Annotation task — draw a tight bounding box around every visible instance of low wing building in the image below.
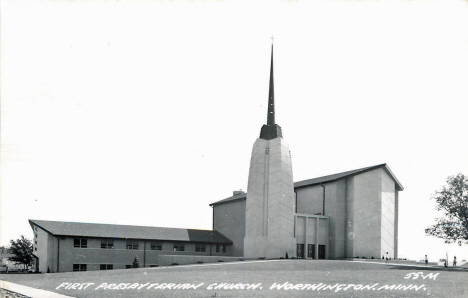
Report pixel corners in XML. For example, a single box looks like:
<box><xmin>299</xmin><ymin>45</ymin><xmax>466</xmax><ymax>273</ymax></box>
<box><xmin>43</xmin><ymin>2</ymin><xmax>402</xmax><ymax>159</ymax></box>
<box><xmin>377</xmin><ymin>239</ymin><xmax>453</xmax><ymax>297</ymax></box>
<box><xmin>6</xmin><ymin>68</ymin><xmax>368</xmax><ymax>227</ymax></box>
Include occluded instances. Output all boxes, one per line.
<box><xmin>29</xmin><ymin>219</ymin><xmax>232</xmax><ymax>273</ymax></box>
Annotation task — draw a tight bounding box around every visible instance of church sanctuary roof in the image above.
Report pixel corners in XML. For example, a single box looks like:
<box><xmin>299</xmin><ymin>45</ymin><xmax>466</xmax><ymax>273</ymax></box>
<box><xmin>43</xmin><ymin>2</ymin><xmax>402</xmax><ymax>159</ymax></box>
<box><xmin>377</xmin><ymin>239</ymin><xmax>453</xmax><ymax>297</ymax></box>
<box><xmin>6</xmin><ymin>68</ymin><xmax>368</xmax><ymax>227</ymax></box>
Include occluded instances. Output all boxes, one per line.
<box><xmin>209</xmin><ymin>191</ymin><xmax>247</xmax><ymax>207</ymax></box>
<box><xmin>210</xmin><ymin>164</ymin><xmax>403</xmax><ymax>206</ymax></box>
<box><xmin>294</xmin><ymin>163</ymin><xmax>404</xmax><ymax>191</ymax></box>
<box><xmin>29</xmin><ymin>219</ymin><xmax>232</xmax><ymax>244</ymax></box>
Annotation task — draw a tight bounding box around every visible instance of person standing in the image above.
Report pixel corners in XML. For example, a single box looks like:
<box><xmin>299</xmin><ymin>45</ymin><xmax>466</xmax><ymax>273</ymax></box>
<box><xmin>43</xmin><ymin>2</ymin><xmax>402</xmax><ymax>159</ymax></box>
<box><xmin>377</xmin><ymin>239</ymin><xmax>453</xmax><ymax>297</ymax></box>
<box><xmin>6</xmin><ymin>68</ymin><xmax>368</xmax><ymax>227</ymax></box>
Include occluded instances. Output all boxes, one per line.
<box><xmin>425</xmin><ymin>255</ymin><xmax>428</xmax><ymax>266</ymax></box>
<box><xmin>453</xmin><ymin>256</ymin><xmax>457</xmax><ymax>267</ymax></box>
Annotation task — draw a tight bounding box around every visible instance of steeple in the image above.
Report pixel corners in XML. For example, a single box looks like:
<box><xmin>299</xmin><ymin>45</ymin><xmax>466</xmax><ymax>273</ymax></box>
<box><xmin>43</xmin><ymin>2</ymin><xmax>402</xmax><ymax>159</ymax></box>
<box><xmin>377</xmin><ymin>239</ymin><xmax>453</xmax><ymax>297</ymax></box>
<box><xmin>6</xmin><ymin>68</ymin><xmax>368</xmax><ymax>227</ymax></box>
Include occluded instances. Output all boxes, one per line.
<box><xmin>267</xmin><ymin>44</ymin><xmax>275</xmax><ymax>125</ymax></box>
<box><xmin>245</xmin><ymin>40</ymin><xmax>295</xmax><ymax>259</ymax></box>
<box><xmin>260</xmin><ymin>42</ymin><xmax>283</xmax><ymax>140</ymax></box>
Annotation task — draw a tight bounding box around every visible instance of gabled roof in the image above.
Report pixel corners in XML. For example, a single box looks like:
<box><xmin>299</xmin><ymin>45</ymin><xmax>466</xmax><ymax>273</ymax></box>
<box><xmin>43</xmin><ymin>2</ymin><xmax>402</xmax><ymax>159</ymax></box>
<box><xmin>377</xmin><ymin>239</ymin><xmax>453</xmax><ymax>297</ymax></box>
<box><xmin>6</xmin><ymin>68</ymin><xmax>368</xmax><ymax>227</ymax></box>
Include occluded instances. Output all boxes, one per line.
<box><xmin>29</xmin><ymin>219</ymin><xmax>232</xmax><ymax>244</ymax></box>
<box><xmin>209</xmin><ymin>191</ymin><xmax>247</xmax><ymax>206</ymax></box>
<box><xmin>210</xmin><ymin>164</ymin><xmax>403</xmax><ymax>206</ymax></box>
<box><xmin>294</xmin><ymin>163</ymin><xmax>404</xmax><ymax>191</ymax></box>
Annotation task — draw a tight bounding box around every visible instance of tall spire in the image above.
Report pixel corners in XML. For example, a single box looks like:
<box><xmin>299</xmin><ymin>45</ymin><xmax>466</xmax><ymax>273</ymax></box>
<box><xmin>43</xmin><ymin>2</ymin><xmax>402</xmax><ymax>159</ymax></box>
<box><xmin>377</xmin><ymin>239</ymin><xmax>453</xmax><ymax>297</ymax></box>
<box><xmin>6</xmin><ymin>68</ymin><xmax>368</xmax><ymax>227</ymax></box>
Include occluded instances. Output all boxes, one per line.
<box><xmin>260</xmin><ymin>40</ymin><xmax>283</xmax><ymax>140</ymax></box>
<box><xmin>267</xmin><ymin>44</ymin><xmax>275</xmax><ymax>125</ymax></box>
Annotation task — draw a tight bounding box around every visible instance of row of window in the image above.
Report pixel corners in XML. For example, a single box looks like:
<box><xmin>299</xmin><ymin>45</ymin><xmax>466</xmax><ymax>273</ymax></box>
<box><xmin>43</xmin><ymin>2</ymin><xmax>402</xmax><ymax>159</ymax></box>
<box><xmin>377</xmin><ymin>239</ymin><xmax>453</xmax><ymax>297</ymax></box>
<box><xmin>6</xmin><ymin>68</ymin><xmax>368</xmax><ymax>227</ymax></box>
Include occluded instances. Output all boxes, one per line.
<box><xmin>73</xmin><ymin>264</ymin><xmax>158</xmax><ymax>271</ymax></box>
<box><xmin>73</xmin><ymin>238</ymin><xmax>226</xmax><ymax>252</ymax></box>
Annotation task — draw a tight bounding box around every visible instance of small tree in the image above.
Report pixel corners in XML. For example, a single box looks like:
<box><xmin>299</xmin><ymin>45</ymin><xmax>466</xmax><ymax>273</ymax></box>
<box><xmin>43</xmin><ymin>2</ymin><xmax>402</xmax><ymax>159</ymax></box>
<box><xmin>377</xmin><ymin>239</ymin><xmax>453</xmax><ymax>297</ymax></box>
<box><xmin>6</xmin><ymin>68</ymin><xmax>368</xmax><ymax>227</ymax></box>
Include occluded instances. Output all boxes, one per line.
<box><xmin>132</xmin><ymin>257</ymin><xmax>140</xmax><ymax>268</ymax></box>
<box><xmin>425</xmin><ymin>174</ymin><xmax>468</xmax><ymax>245</ymax></box>
<box><xmin>8</xmin><ymin>235</ymin><xmax>34</xmax><ymax>269</ymax></box>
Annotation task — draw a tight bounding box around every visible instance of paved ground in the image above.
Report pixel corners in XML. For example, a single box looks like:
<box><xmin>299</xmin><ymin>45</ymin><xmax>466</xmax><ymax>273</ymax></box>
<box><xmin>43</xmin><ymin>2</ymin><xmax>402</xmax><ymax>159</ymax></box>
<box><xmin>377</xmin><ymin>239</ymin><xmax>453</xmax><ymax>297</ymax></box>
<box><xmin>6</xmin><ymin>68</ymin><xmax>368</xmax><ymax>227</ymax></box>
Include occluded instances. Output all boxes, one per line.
<box><xmin>1</xmin><ymin>259</ymin><xmax>467</xmax><ymax>297</ymax></box>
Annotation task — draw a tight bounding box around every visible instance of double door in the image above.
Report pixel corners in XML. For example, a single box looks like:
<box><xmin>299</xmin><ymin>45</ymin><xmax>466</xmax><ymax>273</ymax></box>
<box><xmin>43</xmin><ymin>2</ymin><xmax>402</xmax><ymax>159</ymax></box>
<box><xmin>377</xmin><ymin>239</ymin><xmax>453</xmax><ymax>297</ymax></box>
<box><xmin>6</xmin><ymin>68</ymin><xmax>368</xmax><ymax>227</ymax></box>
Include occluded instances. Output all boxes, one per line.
<box><xmin>298</xmin><ymin>244</ymin><xmax>326</xmax><ymax>259</ymax></box>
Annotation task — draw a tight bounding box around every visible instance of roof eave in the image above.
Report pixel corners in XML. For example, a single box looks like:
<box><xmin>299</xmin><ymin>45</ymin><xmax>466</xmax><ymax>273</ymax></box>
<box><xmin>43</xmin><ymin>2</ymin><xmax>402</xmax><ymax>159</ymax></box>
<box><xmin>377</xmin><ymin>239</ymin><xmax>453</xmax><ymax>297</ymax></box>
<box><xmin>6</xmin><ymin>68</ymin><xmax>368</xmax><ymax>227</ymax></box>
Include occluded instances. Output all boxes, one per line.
<box><xmin>383</xmin><ymin>164</ymin><xmax>404</xmax><ymax>191</ymax></box>
<box><xmin>29</xmin><ymin>219</ymin><xmax>234</xmax><ymax>244</ymax></box>
<box><xmin>29</xmin><ymin>219</ymin><xmax>56</xmax><ymax>236</ymax></box>
<box><xmin>209</xmin><ymin>195</ymin><xmax>247</xmax><ymax>206</ymax></box>
<box><xmin>293</xmin><ymin>163</ymin><xmax>404</xmax><ymax>191</ymax></box>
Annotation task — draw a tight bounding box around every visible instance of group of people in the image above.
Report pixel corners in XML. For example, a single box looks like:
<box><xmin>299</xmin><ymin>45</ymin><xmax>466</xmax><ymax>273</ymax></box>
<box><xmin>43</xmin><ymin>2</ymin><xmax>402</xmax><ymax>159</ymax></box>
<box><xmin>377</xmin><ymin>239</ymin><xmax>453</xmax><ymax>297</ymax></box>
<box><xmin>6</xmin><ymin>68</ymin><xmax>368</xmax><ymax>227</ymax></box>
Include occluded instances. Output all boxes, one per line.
<box><xmin>442</xmin><ymin>256</ymin><xmax>457</xmax><ymax>267</ymax></box>
<box><xmin>425</xmin><ymin>255</ymin><xmax>457</xmax><ymax>267</ymax></box>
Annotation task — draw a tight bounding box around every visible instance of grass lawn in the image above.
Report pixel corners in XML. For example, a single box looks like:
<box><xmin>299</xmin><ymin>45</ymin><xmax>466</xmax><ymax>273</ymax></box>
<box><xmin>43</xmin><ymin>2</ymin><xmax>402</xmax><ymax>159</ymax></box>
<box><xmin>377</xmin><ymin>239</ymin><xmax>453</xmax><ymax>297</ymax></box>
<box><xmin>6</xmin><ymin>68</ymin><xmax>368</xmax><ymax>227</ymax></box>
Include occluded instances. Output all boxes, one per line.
<box><xmin>1</xmin><ymin>259</ymin><xmax>467</xmax><ymax>297</ymax></box>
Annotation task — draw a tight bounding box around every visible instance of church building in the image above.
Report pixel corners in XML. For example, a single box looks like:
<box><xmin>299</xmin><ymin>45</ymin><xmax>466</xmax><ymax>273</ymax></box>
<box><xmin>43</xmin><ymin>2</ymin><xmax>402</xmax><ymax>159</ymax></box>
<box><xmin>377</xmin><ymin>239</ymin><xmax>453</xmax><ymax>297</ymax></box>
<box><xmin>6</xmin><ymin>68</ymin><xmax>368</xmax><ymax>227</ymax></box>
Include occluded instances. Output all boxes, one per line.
<box><xmin>29</xmin><ymin>44</ymin><xmax>403</xmax><ymax>272</ymax></box>
<box><xmin>210</xmin><ymin>44</ymin><xmax>403</xmax><ymax>261</ymax></box>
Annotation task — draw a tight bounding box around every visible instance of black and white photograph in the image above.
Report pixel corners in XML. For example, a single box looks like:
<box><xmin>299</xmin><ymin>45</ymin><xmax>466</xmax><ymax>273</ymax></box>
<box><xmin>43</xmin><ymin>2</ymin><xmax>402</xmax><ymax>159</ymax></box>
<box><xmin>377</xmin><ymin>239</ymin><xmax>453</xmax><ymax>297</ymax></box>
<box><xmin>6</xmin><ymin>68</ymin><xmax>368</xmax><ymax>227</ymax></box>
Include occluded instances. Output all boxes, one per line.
<box><xmin>1</xmin><ymin>0</ymin><xmax>468</xmax><ymax>297</ymax></box>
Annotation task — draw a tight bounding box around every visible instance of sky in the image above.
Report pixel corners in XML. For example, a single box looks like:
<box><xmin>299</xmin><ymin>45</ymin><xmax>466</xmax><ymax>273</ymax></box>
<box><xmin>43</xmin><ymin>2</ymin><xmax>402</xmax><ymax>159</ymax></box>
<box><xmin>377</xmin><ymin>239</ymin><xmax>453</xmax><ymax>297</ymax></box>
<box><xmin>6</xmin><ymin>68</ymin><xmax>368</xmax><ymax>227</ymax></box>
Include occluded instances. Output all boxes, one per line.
<box><xmin>1</xmin><ymin>0</ymin><xmax>468</xmax><ymax>262</ymax></box>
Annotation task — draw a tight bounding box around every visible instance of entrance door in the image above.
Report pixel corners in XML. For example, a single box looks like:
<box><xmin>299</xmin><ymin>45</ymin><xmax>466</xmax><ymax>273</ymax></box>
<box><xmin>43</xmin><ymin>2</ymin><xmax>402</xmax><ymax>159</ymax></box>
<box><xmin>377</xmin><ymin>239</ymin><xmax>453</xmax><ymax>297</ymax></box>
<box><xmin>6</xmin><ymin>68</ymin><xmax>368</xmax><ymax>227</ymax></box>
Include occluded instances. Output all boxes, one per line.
<box><xmin>307</xmin><ymin>244</ymin><xmax>315</xmax><ymax>259</ymax></box>
<box><xmin>33</xmin><ymin>256</ymin><xmax>39</xmax><ymax>273</ymax></box>
<box><xmin>297</xmin><ymin>244</ymin><xmax>304</xmax><ymax>259</ymax></box>
<box><xmin>318</xmin><ymin>245</ymin><xmax>326</xmax><ymax>259</ymax></box>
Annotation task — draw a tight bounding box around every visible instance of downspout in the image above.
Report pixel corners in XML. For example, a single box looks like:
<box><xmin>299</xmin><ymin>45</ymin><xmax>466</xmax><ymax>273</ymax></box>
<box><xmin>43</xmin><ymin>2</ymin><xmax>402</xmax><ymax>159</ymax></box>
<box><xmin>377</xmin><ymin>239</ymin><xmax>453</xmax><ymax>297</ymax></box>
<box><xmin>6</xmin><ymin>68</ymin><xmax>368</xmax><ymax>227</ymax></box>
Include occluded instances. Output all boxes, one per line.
<box><xmin>211</xmin><ymin>205</ymin><xmax>214</xmax><ymax>231</ymax></box>
<box><xmin>295</xmin><ymin>191</ymin><xmax>297</xmax><ymax>213</ymax></box>
<box><xmin>57</xmin><ymin>237</ymin><xmax>60</xmax><ymax>273</ymax></box>
<box><xmin>320</xmin><ymin>183</ymin><xmax>325</xmax><ymax>216</ymax></box>
<box><xmin>143</xmin><ymin>240</ymin><xmax>146</xmax><ymax>268</ymax></box>
<box><xmin>210</xmin><ymin>205</ymin><xmax>214</xmax><ymax>257</ymax></box>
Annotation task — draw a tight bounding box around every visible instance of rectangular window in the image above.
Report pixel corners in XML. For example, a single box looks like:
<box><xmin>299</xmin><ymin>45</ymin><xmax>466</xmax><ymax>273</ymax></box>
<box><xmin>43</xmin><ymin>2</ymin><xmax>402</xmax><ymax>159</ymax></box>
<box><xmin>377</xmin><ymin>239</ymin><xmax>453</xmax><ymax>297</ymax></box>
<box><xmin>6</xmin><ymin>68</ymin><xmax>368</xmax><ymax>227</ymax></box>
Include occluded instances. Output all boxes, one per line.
<box><xmin>173</xmin><ymin>243</ymin><xmax>185</xmax><ymax>251</ymax></box>
<box><xmin>74</xmin><ymin>239</ymin><xmax>87</xmax><ymax>248</ymax></box>
<box><xmin>126</xmin><ymin>265</ymin><xmax>132</xmax><ymax>269</ymax></box>
<box><xmin>222</xmin><ymin>244</ymin><xmax>226</xmax><ymax>253</ymax></box>
<box><xmin>100</xmin><ymin>264</ymin><xmax>113</xmax><ymax>270</ymax></box>
<box><xmin>217</xmin><ymin>244</ymin><xmax>226</xmax><ymax>253</ymax></box>
<box><xmin>150</xmin><ymin>242</ymin><xmax>162</xmax><ymax>250</ymax></box>
<box><xmin>126</xmin><ymin>240</ymin><xmax>139</xmax><ymax>250</ymax></box>
<box><xmin>195</xmin><ymin>243</ymin><xmax>206</xmax><ymax>252</ymax></box>
<box><xmin>101</xmin><ymin>239</ymin><xmax>114</xmax><ymax>249</ymax></box>
<box><xmin>73</xmin><ymin>264</ymin><xmax>87</xmax><ymax>271</ymax></box>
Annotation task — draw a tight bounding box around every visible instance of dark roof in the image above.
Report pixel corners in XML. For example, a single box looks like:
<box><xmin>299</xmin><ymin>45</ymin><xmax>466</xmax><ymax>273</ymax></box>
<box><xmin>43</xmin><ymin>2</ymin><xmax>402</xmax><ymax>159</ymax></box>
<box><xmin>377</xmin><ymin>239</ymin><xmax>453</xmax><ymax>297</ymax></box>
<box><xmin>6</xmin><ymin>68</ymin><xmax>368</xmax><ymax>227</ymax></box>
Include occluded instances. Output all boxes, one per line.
<box><xmin>294</xmin><ymin>163</ymin><xmax>404</xmax><ymax>191</ymax></box>
<box><xmin>29</xmin><ymin>219</ymin><xmax>232</xmax><ymax>244</ymax></box>
<box><xmin>209</xmin><ymin>191</ymin><xmax>246</xmax><ymax>206</ymax></box>
<box><xmin>210</xmin><ymin>164</ymin><xmax>403</xmax><ymax>206</ymax></box>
